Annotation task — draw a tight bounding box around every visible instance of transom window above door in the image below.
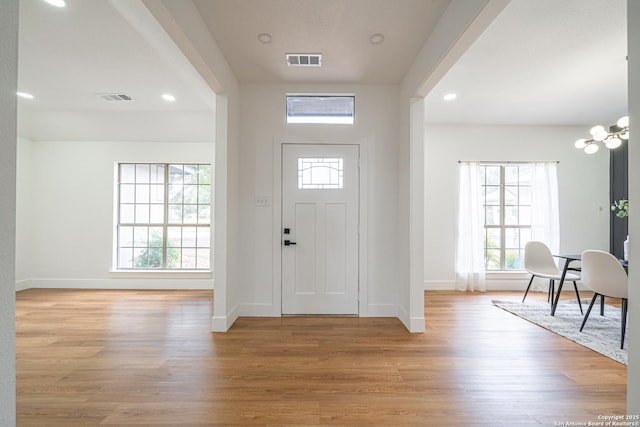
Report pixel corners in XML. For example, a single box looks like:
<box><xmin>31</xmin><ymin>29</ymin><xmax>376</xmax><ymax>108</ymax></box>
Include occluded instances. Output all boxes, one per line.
<box><xmin>286</xmin><ymin>95</ymin><xmax>355</xmax><ymax>124</ymax></box>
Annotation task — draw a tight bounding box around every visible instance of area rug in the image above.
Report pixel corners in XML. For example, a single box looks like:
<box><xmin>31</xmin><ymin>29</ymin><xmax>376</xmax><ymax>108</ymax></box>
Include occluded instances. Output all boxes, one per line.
<box><xmin>492</xmin><ymin>299</ymin><xmax>628</xmax><ymax>365</ymax></box>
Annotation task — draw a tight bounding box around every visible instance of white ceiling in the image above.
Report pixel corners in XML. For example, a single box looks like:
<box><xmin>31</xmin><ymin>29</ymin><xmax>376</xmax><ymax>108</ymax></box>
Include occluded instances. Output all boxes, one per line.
<box><xmin>17</xmin><ymin>0</ymin><xmax>214</xmax><ymax>112</ymax></box>
<box><xmin>425</xmin><ymin>0</ymin><xmax>628</xmax><ymax>126</ymax></box>
<box><xmin>17</xmin><ymin>0</ymin><xmax>628</xmax><ymax>127</ymax></box>
<box><xmin>192</xmin><ymin>0</ymin><xmax>450</xmax><ymax>84</ymax></box>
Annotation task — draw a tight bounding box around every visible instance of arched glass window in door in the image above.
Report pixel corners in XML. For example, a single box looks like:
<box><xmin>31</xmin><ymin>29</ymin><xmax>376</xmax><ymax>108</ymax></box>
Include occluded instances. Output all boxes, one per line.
<box><xmin>298</xmin><ymin>157</ymin><xmax>344</xmax><ymax>189</ymax></box>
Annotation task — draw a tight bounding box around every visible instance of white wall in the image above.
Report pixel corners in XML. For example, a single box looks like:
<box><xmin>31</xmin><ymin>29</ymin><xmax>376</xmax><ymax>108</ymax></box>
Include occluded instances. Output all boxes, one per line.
<box><xmin>237</xmin><ymin>83</ymin><xmax>402</xmax><ymax>317</ymax></box>
<box><xmin>626</xmin><ymin>0</ymin><xmax>640</xmax><ymax>413</ymax></box>
<box><xmin>424</xmin><ymin>124</ymin><xmax>610</xmax><ymax>290</ymax></box>
<box><xmin>18</xmin><ymin>139</ymin><xmax>214</xmax><ymax>289</ymax></box>
<box><xmin>16</xmin><ymin>138</ymin><xmax>34</xmax><ymax>290</ymax></box>
<box><xmin>18</xmin><ymin>110</ymin><xmax>215</xmax><ymax>143</ymax></box>
<box><xmin>0</xmin><ymin>1</ymin><xmax>18</xmax><ymax>423</ymax></box>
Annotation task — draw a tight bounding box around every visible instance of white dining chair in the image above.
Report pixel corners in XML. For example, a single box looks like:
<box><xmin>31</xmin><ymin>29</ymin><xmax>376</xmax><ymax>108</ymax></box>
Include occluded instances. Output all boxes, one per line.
<box><xmin>522</xmin><ymin>241</ymin><xmax>582</xmax><ymax>314</ymax></box>
<box><xmin>579</xmin><ymin>250</ymin><xmax>628</xmax><ymax>349</ymax></box>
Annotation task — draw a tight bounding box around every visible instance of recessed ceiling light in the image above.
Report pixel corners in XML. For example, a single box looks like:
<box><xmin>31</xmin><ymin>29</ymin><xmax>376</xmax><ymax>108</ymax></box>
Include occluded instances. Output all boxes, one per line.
<box><xmin>162</xmin><ymin>94</ymin><xmax>176</xmax><ymax>102</ymax></box>
<box><xmin>443</xmin><ymin>93</ymin><xmax>457</xmax><ymax>101</ymax></box>
<box><xmin>43</xmin><ymin>0</ymin><xmax>66</xmax><ymax>7</ymax></box>
<box><xmin>17</xmin><ymin>92</ymin><xmax>34</xmax><ymax>100</ymax></box>
<box><xmin>369</xmin><ymin>33</ymin><xmax>385</xmax><ymax>44</ymax></box>
<box><xmin>257</xmin><ymin>33</ymin><xmax>272</xmax><ymax>44</ymax></box>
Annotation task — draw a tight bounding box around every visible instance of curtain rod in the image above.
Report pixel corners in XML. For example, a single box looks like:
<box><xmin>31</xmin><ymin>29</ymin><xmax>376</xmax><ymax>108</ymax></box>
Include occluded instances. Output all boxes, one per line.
<box><xmin>457</xmin><ymin>160</ymin><xmax>559</xmax><ymax>164</ymax></box>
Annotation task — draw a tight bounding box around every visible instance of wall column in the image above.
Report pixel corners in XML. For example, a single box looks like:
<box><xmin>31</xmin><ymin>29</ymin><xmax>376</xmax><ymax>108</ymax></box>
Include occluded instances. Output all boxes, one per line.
<box><xmin>410</xmin><ymin>97</ymin><xmax>426</xmax><ymax>332</ymax></box>
<box><xmin>0</xmin><ymin>0</ymin><xmax>19</xmax><ymax>424</ymax></box>
<box><xmin>626</xmin><ymin>0</ymin><xmax>640</xmax><ymax>414</ymax></box>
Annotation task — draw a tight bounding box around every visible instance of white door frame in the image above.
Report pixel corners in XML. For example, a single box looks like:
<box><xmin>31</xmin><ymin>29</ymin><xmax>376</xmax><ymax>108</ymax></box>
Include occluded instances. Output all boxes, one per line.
<box><xmin>271</xmin><ymin>138</ymin><xmax>369</xmax><ymax>317</ymax></box>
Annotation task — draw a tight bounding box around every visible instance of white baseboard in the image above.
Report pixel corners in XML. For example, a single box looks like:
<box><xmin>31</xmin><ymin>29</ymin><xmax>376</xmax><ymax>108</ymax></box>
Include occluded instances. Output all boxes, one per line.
<box><xmin>424</xmin><ymin>278</ymin><xmax>586</xmax><ymax>292</ymax></box>
<box><xmin>364</xmin><ymin>303</ymin><xmax>398</xmax><ymax>317</ymax></box>
<box><xmin>15</xmin><ymin>279</ymin><xmax>32</xmax><ymax>291</ymax></box>
<box><xmin>239</xmin><ymin>303</ymin><xmax>278</xmax><ymax>316</ymax></box>
<box><xmin>395</xmin><ymin>305</ymin><xmax>425</xmax><ymax>333</ymax></box>
<box><xmin>238</xmin><ymin>302</ymin><xmax>399</xmax><ymax>318</ymax></box>
<box><xmin>26</xmin><ymin>277</ymin><xmax>214</xmax><ymax>290</ymax></box>
<box><xmin>409</xmin><ymin>316</ymin><xmax>426</xmax><ymax>333</ymax></box>
<box><xmin>212</xmin><ymin>304</ymin><xmax>239</xmax><ymax>332</ymax></box>
<box><xmin>424</xmin><ymin>280</ymin><xmax>456</xmax><ymax>290</ymax></box>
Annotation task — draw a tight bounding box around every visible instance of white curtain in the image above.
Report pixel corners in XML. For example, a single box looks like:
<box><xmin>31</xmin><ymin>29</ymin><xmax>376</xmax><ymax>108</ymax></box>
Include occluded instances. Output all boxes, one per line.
<box><xmin>455</xmin><ymin>161</ymin><xmax>559</xmax><ymax>293</ymax></box>
<box><xmin>530</xmin><ymin>162</ymin><xmax>560</xmax><ymax>255</ymax></box>
<box><xmin>455</xmin><ymin>162</ymin><xmax>486</xmax><ymax>292</ymax></box>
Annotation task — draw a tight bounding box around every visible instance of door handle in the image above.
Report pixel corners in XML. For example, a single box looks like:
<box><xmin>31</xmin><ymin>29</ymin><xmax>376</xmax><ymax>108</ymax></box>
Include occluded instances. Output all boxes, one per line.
<box><xmin>284</xmin><ymin>240</ymin><xmax>297</xmax><ymax>246</ymax></box>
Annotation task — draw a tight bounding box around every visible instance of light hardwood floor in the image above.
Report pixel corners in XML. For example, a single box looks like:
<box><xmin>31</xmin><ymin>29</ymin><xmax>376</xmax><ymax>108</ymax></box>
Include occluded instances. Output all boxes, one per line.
<box><xmin>16</xmin><ymin>289</ymin><xmax>626</xmax><ymax>426</ymax></box>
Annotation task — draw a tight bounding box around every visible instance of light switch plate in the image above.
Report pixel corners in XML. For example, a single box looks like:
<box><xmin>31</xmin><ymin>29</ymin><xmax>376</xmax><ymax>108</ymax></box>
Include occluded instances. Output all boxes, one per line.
<box><xmin>255</xmin><ymin>195</ymin><xmax>271</xmax><ymax>207</ymax></box>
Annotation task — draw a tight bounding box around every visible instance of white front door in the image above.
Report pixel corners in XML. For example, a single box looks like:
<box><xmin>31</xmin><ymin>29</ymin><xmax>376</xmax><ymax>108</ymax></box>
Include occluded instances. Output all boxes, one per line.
<box><xmin>281</xmin><ymin>144</ymin><xmax>359</xmax><ymax>315</ymax></box>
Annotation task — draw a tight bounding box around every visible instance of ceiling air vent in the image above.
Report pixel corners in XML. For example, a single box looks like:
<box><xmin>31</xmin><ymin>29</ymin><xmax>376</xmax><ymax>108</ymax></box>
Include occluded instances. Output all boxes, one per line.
<box><xmin>286</xmin><ymin>53</ymin><xmax>322</xmax><ymax>67</ymax></box>
<box><xmin>95</xmin><ymin>93</ymin><xmax>133</xmax><ymax>101</ymax></box>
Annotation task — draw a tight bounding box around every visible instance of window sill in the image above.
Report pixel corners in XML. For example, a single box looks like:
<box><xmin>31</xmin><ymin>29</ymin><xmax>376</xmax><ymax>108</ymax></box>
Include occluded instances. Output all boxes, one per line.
<box><xmin>109</xmin><ymin>270</ymin><xmax>212</xmax><ymax>279</ymax></box>
<box><xmin>486</xmin><ymin>271</ymin><xmax>529</xmax><ymax>280</ymax></box>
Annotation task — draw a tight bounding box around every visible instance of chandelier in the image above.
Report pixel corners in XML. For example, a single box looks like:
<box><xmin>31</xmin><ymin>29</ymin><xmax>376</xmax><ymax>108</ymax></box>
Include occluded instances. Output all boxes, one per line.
<box><xmin>574</xmin><ymin>116</ymin><xmax>629</xmax><ymax>154</ymax></box>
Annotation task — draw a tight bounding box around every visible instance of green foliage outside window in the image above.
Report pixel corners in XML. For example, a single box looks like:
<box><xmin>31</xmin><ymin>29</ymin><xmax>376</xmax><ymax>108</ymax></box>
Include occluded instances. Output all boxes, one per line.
<box><xmin>133</xmin><ymin>229</ymin><xmax>180</xmax><ymax>269</ymax></box>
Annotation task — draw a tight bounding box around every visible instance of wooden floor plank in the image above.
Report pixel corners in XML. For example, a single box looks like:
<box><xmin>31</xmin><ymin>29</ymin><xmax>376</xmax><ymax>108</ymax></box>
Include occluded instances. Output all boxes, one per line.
<box><xmin>16</xmin><ymin>289</ymin><xmax>626</xmax><ymax>426</ymax></box>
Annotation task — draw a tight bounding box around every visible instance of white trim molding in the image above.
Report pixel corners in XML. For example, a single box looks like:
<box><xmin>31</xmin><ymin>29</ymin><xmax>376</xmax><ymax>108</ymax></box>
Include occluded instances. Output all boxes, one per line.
<box><xmin>212</xmin><ymin>303</ymin><xmax>239</xmax><ymax>332</ymax></box>
<box><xmin>26</xmin><ymin>277</ymin><xmax>213</xmax><ymax>290</ymax></box>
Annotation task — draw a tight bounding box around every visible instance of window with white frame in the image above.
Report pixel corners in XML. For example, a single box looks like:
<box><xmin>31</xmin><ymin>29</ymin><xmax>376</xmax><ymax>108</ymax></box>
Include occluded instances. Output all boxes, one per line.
<box><xmin>481</xmin><ymin>164</ymin><xmax>532</xmax><ymax>271</ymax></box>
<box><xmin>115</xmin><ymin>163</ymin><xmax>211</xmax><ymax>270</ymax></box>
